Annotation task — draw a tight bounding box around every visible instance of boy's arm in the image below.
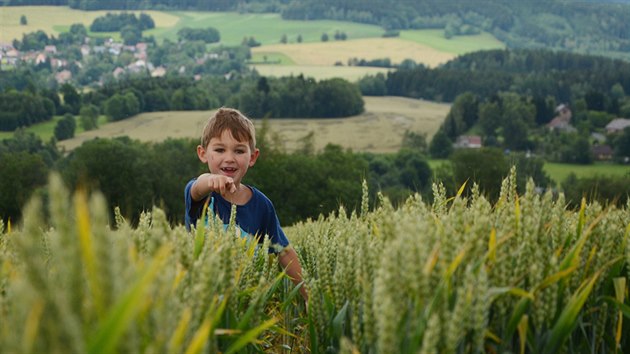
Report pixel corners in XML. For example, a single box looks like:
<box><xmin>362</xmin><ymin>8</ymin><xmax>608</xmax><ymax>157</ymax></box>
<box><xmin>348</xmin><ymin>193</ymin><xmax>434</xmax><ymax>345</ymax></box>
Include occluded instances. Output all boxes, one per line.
<box><xmin>191</xmin><ymin>173</ymin><xmax>236</xmax><ymax>201</ymax></box>
<box><xmin>278</xmin><ymin>246</ymin><xmax>308</xmax><ymax>302</ymax></box>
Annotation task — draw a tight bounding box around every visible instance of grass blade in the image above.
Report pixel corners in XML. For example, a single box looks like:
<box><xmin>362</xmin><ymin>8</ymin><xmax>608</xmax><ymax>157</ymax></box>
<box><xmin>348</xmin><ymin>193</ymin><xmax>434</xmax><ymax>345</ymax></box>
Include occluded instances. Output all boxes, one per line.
<box><xmin>542</xmin><ymin>273</ymin><xmax>600</xmax><ymax>354</ymax></box>
<box><xmin>87</xmin><ymin>244</ymin><xmax>172</xmax><ymax>354</ymax></box>
<box><xmin>225</xmin><ymin>317</ymin><xmax>278</xmax><ymax>354</ymax></box>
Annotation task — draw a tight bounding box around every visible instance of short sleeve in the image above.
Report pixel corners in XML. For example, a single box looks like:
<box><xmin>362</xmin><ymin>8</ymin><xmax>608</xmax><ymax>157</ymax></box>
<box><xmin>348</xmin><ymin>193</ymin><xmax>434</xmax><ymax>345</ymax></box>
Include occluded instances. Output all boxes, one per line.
<box><xmin>184</xmin><ymin>178</ymin><xmax>207</xmax><ymax>231</ymax></box>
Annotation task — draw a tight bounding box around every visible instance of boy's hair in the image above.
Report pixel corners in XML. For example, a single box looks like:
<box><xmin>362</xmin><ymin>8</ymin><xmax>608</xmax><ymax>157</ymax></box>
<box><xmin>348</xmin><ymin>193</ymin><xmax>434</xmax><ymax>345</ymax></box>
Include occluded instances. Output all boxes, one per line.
<box><xmin>201</xmin><ymin>108</ymin><xmax>256</xmax><ymax>150</ymax></box>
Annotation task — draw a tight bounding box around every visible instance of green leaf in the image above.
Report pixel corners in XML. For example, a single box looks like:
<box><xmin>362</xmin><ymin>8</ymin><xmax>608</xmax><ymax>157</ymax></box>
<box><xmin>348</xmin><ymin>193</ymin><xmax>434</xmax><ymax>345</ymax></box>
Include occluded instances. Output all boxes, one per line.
<box><xmin>225</xmin><ymin>318</ymin><xmax>278</xmax><ymax>354</ymax></box>
<box><xmin>600</xmin><ymin>296</ymin><xmax>630</xmax><ymax>319</ymax></box>
<box><xmin>332</xmin><ymin>301</ymin><xmax>349</xmax><ymax>339</ymax></box>
<box><xmin>308</xmin><ymin>303</ymin><xmax>319</xmax><ymax>354</ymax></box>
<box><xmin>87</xmin><ymin>245</ymin><xmax>172</xmax><ymax>354</ymax></box>
<box><xmin>505</xmin><ymin>297</ymin><xmax>532</xmax><ymax>342</ymax></box>
<box><xmin>543</xmin><ymin>273</ymin><xmax>599</xmax><ymax>354</ymax></box>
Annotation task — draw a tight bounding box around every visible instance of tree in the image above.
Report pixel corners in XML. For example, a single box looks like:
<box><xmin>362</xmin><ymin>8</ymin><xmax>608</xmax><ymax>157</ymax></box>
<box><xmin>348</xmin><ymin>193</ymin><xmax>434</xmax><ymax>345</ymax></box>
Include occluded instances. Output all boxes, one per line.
<box><xmin>121</xmin><ymin>25</ymin><xmax>142</xmax><ymax>46</ymax></box>
<box><xmin>612</xmin><ymin>126</ymin><xmax>630</xmax><ymax>162</ymax></box>
<box><xmin>54</xmin><ymin>114</ymin><xmax>76</xmax><ymax>141</ymax></box>
<box><xmin>79</xmin><ymin>104</ymin><xmax>99</xmax><ymax>131</ymax></box>
<box><xmin>561</xmin><ymin>173</ymin><xmax>630</xmax><ymax>208</ymax></box>
<box><xmin>20</xmin><ymin>15</ymin><xmax>27</xmax><ymax>25</ymax></box>
<box><xmin>395</xmin><ymin>148</ymin><xmax>432</xmax><ymax>191</ymax></box>
<box><xmin>0</xmin><ymin>151</ymin><xmax>48</xmax><ymax>224</ymax></box>
<box><xmin>321</xmin><ymin>33</ymin><xmax>329</xmax><ymax>42</ymax></box>
<box><xmin>478</xmin><ymin>101</ymin><xmax>501</xmax><ymax>136</ymax></box>
<box><xmin>60</xmin><ymin>137</ymin><xmax>158</xmax><ymax>222</ymax></box>
<box><xmin>401</xmin><ymin>130</ymin><xmax>427</xmax><ymax>154</ymax></box>
<box><xmin>429</xmin><ymin>129</ymin><xmax>453</xmax><ymax>158</ymax></box>
<box><xmin>311</xmin><ymin>78</ymin><xmax>364</xmax><ymax>117</ymax></box>
<box><xmin>560</xmin><ymin>135</ymin><xmax>593</xmax><ymax>164</ymax></box>
<box><xmin>60</xmin><ymin>83</ymin><xmax>81</xmax><ymax>115</ymax></box>
<box><xmin>450</xmin><ymin>147</ymin><xmax>510</xmax><ymax>201</ymax></box>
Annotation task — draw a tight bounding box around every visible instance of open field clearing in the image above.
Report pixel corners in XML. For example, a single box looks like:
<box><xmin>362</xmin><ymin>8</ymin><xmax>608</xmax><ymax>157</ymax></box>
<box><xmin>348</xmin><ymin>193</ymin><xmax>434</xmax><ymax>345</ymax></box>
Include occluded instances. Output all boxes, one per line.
<box><xmin>400</xmin><ymin>29</ymin><xmax>505</xmax><ymax>54</ymax></box>
<box><xmin>544</xmin><ymin>161</ymin><xmax>630</xmax><ymax>183</ymax></box>
<box><xmin>161</xmin><ymin>11</ymin><xmax>385</xmax><ymax>45</ymax></box>
<box><xmin>0</xmin><ymin>6</ymin><xmax>179</xmax><ymax>43</ymax></box>
<box><xmin>252</xmin><ymin>37</ymin><xmax>457</xmax><ymax>67</ymax></box>
<box><xmin>57</xmin><ymin>96</ymin><xmax>450</xmax><ymax>153</ymax></box>
<box><xmin>250</xmin><ymin>64</ymin><xmax>392</xmax><ymax>81</ymax></box>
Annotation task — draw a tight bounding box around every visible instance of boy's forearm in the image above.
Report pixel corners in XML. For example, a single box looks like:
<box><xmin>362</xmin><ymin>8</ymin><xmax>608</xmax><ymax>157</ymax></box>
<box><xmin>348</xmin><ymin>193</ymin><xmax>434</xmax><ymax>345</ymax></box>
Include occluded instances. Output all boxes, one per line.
<box><xmin>278</xmin><ymin>247</ymin><xmax>308</xmax><ymax>302</ymax></box>
<box><xmin>190</xmin><ymin>173</ymin><xmax>210</xmax><ymax>201</ymax></box>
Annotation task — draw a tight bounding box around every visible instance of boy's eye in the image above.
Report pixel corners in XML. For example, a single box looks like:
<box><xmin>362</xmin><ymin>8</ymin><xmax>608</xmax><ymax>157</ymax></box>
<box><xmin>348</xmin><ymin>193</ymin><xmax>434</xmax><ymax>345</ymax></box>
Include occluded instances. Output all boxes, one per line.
<box><xmin>213</xmin><ymin>148</ymin><xmax>224</xmax><ymax>153</ymax></box>
<box><xmin>236</xmin><ymin>149</ymin><xmax>245</xmax><ymax>154</ymax></box>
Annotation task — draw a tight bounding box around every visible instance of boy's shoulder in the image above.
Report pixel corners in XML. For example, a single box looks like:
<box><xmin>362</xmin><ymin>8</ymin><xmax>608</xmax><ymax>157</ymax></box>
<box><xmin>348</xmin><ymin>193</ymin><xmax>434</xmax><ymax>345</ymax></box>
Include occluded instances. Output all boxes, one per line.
<box><xmin>248</xmin><ymin>185</ymin><xmax>274</xmax><ymax>206</ymax></box>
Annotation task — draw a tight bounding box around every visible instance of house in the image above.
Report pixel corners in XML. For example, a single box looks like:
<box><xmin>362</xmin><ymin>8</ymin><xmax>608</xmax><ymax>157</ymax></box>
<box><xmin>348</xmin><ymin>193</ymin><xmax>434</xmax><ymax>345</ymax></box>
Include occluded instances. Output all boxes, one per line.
<box><xmin>135</xmin><ymin>42</ymin><xmax>148</xmax><ymax>52</ymax></box>
<box><xmin>35</xmin><ymin>53</ymin><xmax>47</xmax><ymax>65</ymax></box>
<box><xmin>151</xmin><ymin>66</ymin><xmax>166</xmax><ymax>77</ymax></box>
<box><xmin>592</xmin><ymin>144</ymin><xmax>613</xmax><ymax>160</ymax></box>
<box><xmin>454</xmin><ymin>135</ymin><xmax>482</xmax><ymax>149</ymax></box>
<box><xmin>80</xmin><ymin>45</ymin><xmax>91</xmax><ymax>57</ymax></box>
<box><xmin>44</xmin><ymin>45</ymin><xmax>57</xmax><ymax>54</ymax></box>
<box><xmin>50</xmin><ymin>58</ymin><xmax>68</xmax><ymax>68</ymax></box>
<box><xmin>55</xmin><ymin>70</ymin><xmax>72</xmax><ymax>84</ymax></box>
<box><xmin>112</xmin><ymin>67</ymin><xmax>125</xmax><ymax>78</ymax></box>
<box><xmin>590</xmin><ymin>132</ymin><xmax>607</xmax><ymax>144</ymax></box>
<box><xmin>547</xmin><ymin>103</ymin><xmax>575</xmax><ymax>132</ymax></box>
<box><xmin>605</xmin><ymin>118</ymin><xmax>630</xmax><ymax>134</ymax></box>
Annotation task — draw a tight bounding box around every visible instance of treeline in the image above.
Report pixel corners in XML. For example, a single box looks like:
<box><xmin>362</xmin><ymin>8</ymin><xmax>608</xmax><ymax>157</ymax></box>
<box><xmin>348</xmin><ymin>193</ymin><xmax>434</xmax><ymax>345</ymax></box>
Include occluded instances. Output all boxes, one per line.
<box><xmin>5</xmin><ymin>128</ymin><xmax>630</xmax><ymax>228</ymax></box>
<box><xmin>0</xmin><ymin>91</ymin><xmax>55</xmax><ymax>131</ymax></box>
<box><xmin>177</xmin><ymin>27</ymin><xmax>220</xmax><ymax>43</ymax></box>
<box><xmin>379</xmin><ymin>49</ymin><xmax>630</xmax><ymax>104</ymax></box>
<box><xmin>12</xmin><ymin>24</ymin><xmax>88</xmax><ymax>51</ymax></box>
<box><xmin>89</xmin><ymin>12</ymin><xmax>155</xmax><ymax>32</ymax></box>
<box><xmin>0</xmin><ymin>73</ymin><xmax>364</xmax><ymax>131</ymax></box>
<box><xmin>89</xmin><ymin>74</ymin><xmax>364</xmax><ymax>119</ymax></box>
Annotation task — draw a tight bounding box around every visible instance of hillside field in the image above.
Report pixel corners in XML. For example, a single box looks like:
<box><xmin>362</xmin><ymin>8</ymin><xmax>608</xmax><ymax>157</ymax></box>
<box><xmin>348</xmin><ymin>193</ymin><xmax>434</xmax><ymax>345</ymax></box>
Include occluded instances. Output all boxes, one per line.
<box><xmin>1</xmin><ymin>6</ymin><xmax>503</xmax><ymax>80</ymax></box>
<box><xmin>0</xmin><ymin>6</ymin><xmax>179</xmax><ymax>43</ymax></box>
<box><xmin>56</xmin><ymin>96</ymin><xmax>450</xmax><ymax>154</ymax></box>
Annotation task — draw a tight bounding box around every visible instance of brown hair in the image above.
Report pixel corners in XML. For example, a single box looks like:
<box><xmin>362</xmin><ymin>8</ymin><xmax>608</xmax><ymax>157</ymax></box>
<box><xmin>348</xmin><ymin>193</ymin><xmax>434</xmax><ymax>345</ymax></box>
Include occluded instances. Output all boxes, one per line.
<box><xmin>200</xmin><ymin>108</ymin><xmax>256</xmax><ymax>150</ymax></box>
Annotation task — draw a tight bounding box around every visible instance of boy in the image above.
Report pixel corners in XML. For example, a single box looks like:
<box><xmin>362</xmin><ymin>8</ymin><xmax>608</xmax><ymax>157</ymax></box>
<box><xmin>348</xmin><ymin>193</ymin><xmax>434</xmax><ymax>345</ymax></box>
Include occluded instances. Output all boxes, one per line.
<box><xmin>184</xmin><ymin>107</ymin><xmax>307</xmax><ymax>302</ymax></box>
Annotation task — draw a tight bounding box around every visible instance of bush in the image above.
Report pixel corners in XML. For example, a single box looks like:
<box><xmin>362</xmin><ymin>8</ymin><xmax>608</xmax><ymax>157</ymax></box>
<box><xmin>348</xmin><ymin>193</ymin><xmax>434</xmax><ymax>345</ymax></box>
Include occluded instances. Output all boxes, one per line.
<box><xmin>54</xmin><ymin>114</ymin><xmax>76</xmax><ymax>141</ymax></box>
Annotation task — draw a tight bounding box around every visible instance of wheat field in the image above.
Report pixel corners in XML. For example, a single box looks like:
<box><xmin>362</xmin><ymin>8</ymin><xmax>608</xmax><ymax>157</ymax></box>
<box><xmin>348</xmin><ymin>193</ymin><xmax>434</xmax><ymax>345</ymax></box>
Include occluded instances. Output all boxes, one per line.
<box><xmin>1</xmin><ymin>170</ymin><xmax>629</xmax><ymax>353</ymax></box>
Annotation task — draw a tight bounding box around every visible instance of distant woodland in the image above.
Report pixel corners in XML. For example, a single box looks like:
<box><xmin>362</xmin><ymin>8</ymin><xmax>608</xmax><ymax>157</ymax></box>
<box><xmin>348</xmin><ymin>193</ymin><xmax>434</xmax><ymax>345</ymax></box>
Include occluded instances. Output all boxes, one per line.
<box><xmin>4</xmin><ymin>0</ymin><xmax>630</xmax><ymax>58</ymax></box>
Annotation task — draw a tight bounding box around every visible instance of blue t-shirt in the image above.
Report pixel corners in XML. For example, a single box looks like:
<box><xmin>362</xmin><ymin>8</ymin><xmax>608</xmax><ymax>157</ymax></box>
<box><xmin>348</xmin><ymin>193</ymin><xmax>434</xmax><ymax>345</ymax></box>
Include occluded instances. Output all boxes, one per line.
<box><xmin>184</xmin><ymin>179</ymin><xmax>289</xmax><ymax>253</ymax></box>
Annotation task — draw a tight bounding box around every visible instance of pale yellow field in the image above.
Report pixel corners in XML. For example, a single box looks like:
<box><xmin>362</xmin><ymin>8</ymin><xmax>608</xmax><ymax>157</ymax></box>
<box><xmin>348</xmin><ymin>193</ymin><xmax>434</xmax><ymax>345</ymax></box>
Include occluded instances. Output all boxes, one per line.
<box><xmin>251</xmin><ymin>64</ymin><xmax>392</xmax><ymax>81</ymax></box>
<box><xmin>0</xmin><ymin>6</ymin><xmax>179</xmax><ymax>43</ymax></box>
<box><xmin>57</xmin><ymin>96</ymin><xmax>450</xmax><ymax>154</ymax></box>
<box><xmin>252</xmin><ymin>37</ymin><xmax>456</xmax><ymax>68</ymax></box>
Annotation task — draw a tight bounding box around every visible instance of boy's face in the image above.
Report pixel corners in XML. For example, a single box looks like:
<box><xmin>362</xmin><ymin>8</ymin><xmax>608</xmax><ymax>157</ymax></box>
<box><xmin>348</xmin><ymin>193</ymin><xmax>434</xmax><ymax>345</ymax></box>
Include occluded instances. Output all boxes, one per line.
<box><xmin>197</xmin><ymin>129</ymin><xmax>259</xmax><ymax>185</ymax></box>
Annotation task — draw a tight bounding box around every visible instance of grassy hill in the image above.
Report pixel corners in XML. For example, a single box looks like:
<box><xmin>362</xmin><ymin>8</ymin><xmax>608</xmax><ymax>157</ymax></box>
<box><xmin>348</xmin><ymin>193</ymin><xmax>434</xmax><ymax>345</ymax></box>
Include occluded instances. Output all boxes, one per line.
<box><xmin>55</xmin><ymin>96</ymin><xmax>450</xmax><ymax>154</ymax></box>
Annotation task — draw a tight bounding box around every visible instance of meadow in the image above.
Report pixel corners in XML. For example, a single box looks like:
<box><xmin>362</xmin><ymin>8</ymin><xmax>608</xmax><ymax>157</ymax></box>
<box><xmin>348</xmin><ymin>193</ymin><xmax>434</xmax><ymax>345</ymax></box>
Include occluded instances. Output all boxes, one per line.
<box><xmin>1</xmin><ymin>171</ymin><xmax>628</xmax><ymax>353</ymax></box>
<box><xmin>54</xmin><ymin>96</ymin><xmax>450</xmax><ymax>154</ymax></box>
<box><xmin>0</xmin><ymin>6</ymin><xmax>179</xmax><ymax>43</ymax></box>
<box><xmin>544</xmin><ymin>162</ymin><xmax>630</xmax><ymax>184</ymax></box>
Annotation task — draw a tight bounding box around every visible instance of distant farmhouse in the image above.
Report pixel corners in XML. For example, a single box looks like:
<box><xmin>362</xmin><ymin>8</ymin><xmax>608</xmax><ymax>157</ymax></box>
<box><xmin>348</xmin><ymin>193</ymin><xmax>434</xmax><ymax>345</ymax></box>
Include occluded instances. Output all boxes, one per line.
<box><xmin>454</xmin><ymin>135</ymin><xmax>482</xmax><ymax>149</ymax></box>
<box><xmin>546</xmin><ymin>104</ymin><xmax>576</xmax><ymax>132</ymax></box>
<box><xmin>605</xmin><ymin>118</ymin><xmax>630</xmax><ymax>134</ymax></box>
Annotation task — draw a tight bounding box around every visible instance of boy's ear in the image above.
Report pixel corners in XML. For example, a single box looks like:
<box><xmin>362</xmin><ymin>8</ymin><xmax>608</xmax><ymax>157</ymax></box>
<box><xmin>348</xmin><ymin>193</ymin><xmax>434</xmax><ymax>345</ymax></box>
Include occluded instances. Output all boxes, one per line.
<box><xmin>197</xmin><ymin>145</ymin><xmax>208</xmax><ymax>163</ymax></box>
<box><xmin>249</xmin><ymin>148</ymin><xmax>260</xmax><ymax>167</ymax></box>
